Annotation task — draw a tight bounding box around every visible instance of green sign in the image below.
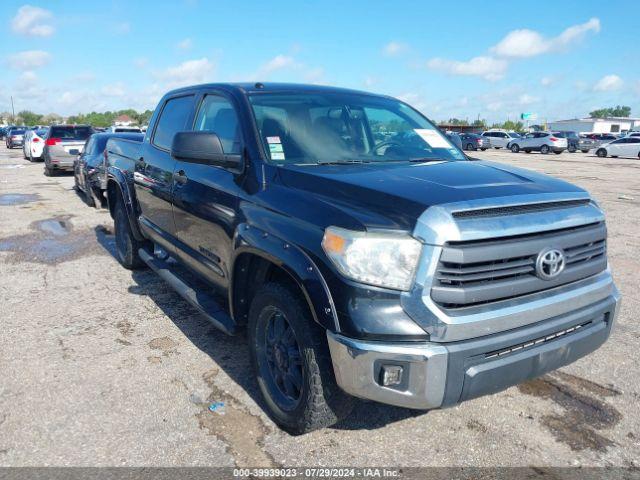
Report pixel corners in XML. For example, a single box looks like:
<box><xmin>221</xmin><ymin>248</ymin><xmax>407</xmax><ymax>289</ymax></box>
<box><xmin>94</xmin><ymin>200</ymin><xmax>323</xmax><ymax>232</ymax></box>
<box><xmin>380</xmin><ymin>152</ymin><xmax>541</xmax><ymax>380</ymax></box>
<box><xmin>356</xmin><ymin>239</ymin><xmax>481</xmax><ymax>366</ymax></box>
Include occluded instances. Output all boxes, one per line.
<box><xmin>520</xmin><ymin>112</ymin><xmax>537</xmax><ymax>120</ymax></box>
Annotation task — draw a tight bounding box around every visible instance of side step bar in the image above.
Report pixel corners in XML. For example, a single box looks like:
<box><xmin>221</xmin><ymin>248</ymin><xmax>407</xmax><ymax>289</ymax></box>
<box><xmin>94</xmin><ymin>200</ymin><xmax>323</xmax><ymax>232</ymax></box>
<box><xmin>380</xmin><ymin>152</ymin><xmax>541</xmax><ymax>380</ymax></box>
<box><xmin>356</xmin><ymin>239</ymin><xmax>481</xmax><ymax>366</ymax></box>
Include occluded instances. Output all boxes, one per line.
<box><xmin>138</xmin><ymin>248</ymin><xmax>236</xmax><ymax>335</ymax></box>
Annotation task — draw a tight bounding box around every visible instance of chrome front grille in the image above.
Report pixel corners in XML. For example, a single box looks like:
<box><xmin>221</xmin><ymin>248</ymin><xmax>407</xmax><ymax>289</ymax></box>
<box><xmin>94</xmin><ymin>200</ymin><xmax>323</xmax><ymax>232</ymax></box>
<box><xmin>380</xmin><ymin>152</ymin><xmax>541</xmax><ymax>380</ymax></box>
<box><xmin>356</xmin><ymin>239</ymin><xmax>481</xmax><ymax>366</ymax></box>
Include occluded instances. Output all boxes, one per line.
<box><xmin>431</xmin><ymin>222</ymin><xmax>607</xmax><ymax>308</ymax></box>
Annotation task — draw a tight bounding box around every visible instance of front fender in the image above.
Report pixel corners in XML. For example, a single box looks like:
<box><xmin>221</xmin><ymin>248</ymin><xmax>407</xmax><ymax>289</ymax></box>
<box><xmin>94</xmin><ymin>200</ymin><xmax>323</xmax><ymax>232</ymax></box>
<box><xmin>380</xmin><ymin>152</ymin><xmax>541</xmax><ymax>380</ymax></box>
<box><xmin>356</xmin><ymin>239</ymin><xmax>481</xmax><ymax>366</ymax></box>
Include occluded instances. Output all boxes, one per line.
<box><xmin>231</xmin><ymin>223</ymin><xmax>339</xmax><ymax>332</ymax></box>
<box><xmin>106</xmin><ymin>167</ymin><xmax>145</xmax><ymax>242</ymax></box>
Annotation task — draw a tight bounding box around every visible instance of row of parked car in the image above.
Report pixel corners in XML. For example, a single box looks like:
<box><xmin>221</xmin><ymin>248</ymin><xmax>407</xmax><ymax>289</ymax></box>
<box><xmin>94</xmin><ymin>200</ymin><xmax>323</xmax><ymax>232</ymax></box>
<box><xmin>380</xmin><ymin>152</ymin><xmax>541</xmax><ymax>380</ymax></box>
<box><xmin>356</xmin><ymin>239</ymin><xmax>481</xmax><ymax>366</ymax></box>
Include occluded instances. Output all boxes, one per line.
<box><xmin>445</xmin><ymin>128</ymin><xmax>640</xmax><ymax>158</ymax></box>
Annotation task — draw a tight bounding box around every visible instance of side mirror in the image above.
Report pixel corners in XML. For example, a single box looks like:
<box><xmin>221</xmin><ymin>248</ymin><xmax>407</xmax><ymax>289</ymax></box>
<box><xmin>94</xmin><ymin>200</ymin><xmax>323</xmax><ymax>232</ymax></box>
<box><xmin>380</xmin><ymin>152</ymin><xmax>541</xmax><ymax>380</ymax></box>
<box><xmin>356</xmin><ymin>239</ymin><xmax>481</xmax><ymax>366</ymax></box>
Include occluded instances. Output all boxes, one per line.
<box><xmin>171</xmin><ymin>131</ymin><xmax>243</xmax><ymax>171</ymax></box>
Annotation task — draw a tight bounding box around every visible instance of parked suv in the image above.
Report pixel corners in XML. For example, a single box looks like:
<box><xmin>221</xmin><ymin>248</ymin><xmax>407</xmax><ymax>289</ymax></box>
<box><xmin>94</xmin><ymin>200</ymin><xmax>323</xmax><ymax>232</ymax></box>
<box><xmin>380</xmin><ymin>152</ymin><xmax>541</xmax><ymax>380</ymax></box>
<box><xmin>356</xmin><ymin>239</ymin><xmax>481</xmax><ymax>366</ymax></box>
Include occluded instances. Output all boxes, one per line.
<box><xmin>105</xmin><ymin>83</ymin><xmax>619</xmax><ymax>434</ymax></box>
<box><xmin>552</xmin><ymin>131</ymin><xmax>585</xmax><ymax>153</ymax></box>
<box><xmin>43</xmin><ymin>125</ymin><xmax>93</xmax><ymax>176</ymax></box>
<box><xmin>508</xmin><ymin>131</ymin><xmax>567</xmax><ymax>154</ymax></box>
<box><xmin>481</xmin><ymin>130</ymin><xmax>521</xmax><ymax>149</ymax></box>
<box><xmin>5</xmin><ymin>127</ymin><xmax>26</xmax><ymax>149</ymax></box>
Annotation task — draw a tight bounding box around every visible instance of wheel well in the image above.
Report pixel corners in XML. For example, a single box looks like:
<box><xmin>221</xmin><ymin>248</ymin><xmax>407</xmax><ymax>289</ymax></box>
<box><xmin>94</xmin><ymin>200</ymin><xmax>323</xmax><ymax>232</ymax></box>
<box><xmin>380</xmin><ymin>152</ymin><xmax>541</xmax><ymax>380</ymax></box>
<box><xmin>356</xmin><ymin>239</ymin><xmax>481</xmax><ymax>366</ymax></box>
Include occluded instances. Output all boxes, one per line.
<box><xmin>106</xmin><ymin>180</ymin><xmax>121</xmax><ymax>219</ymax></box>
<box><xmin>232</xmin><ymin>253</ymin><xmax>303</xmax><ymax>327</ymax></box>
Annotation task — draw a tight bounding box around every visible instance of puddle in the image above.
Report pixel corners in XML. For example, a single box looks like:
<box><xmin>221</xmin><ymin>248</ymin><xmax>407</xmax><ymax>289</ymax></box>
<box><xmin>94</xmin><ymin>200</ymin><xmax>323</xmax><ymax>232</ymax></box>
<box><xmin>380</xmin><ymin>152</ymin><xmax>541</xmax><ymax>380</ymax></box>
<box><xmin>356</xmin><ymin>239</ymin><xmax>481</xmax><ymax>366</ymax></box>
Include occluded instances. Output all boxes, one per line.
<box><xmin>195</xmin><ymin>368</ymin><xmax>276</xmax><ymax>467</ymax></box>
<box><xmin>37</xmin><ymin>219</ymin><xmax>70</xmax><ymax>236</ymax></box>
<box><xmin>518</xmin><ymin>371</ymin><xmax>621</xmax><ymax>452</ymax></box>
<box><xmin>0</xmin><ymin>193</ymin><xmax>40</xmax><ymax>206</ymax></box>
<box><xmin>0</xmin><ymin>217</ymin><xmax>110</xmax><ymax>265</ymax></box>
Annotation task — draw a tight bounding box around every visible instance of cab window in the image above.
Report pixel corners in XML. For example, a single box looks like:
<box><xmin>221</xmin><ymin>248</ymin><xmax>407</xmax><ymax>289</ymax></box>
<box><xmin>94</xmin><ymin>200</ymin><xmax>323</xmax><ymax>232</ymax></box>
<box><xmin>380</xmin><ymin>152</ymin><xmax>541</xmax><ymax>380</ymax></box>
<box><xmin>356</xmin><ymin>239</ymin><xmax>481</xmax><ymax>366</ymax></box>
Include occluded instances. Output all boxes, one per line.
<box><xmin>194</xmin><ymin>95</ymin><xmax>241</xmax><ymax>154</ymax></box>
<box><xmin>153</xmin><ymin>95</ymin><xmax>194</xmax><ymax>150</ymax></box>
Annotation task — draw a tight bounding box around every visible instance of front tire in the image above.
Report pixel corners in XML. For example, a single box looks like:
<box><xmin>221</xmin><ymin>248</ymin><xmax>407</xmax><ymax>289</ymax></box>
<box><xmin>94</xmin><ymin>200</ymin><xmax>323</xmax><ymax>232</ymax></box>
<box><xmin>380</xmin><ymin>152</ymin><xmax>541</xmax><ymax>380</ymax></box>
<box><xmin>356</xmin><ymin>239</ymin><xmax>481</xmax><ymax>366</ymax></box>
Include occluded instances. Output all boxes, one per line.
<box><xmin>510</xmin><ymin>144</ymin><xmax>520</xmax><ymax>153</ymax></box>
<box><xmin>596</xmin><ymin>148</ymin><xmax>607</xmax><ymax>158</ymax></box>
<box><xmin>114</xmin><ymin>198</ymin><xmax>146</xmax><ymax>269</ymax></box>
<box><xmin>466</xmin><ymin>143</ymin><xmax>475</xmax><ymax>151</ymax></box>
<box><xmin>568</xmin><ymin>145</ymin><xmax>576</xmax><ymax>153</ymax></box>
<box><xmin>249</xmin><ymin>282</ymin><xmax>353</xmax><ymax>435</ymax></box>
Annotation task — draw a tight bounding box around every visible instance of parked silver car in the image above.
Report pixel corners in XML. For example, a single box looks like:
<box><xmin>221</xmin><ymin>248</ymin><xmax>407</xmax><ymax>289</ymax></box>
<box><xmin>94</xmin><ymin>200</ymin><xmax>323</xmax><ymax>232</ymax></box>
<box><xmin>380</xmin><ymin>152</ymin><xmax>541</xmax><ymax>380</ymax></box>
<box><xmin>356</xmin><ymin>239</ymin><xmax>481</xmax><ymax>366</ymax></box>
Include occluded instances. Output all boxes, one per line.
<box><xmin>507</xmin><ymin>132</ymin><xmax>567</xmax><ymax>154</ymax></box>
<box><xmin>481</xmin><ymin>130</ymin><xmax>521</xmax><ymax>149</ymax></box>
<box><xmin>43</xmin><ymin>125</ymin><xmax>93</xmax><ymax>176</ymax></box>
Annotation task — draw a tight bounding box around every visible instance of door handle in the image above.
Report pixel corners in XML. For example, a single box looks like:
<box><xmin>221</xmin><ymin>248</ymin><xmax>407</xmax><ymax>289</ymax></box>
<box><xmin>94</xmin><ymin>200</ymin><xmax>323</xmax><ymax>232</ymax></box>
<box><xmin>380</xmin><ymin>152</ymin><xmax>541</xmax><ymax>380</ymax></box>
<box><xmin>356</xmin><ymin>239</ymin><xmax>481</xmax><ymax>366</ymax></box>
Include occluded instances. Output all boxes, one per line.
<box><xmin>174</xmin><ymin>169</ymin><xmax>188</xmax><ymax>185</ymax></box>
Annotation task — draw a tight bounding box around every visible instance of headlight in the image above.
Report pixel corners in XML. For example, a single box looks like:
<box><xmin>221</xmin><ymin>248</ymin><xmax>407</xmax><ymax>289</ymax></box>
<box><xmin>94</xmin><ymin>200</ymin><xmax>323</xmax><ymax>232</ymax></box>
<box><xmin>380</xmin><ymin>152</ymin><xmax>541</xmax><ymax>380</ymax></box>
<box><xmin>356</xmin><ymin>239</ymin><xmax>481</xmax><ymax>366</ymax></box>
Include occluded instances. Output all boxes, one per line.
<box><xmin>321</xmin><ymin>226</ymin><xmax>422</xmax><ymax>291</ymax></box>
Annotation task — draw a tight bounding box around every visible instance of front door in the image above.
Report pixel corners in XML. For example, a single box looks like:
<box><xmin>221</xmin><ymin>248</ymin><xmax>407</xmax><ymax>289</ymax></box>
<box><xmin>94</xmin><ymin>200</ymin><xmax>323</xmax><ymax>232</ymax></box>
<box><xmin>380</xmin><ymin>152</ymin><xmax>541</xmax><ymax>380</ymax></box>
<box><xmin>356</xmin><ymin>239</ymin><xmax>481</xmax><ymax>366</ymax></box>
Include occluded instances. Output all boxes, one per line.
<box><xmin>134</xmin><ymin>94</ymin><xmax>195</xmax><ymax>248</ymax></box>
<box><xmin>172</xmin><ymin>92</ymin><xmax>244</xmax><ymax>289</ymax></box>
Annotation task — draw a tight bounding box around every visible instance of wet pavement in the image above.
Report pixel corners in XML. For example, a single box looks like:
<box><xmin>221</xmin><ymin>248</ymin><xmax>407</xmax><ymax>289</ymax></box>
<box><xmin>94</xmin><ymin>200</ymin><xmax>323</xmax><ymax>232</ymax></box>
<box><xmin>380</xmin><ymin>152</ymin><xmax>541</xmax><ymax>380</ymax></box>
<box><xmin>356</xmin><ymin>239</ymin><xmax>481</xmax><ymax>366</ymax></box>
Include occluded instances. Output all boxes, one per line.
<box><xmin>0</xmin><ymin>144</ymin><xmax>638</xmax><ymax>467</ymax></box>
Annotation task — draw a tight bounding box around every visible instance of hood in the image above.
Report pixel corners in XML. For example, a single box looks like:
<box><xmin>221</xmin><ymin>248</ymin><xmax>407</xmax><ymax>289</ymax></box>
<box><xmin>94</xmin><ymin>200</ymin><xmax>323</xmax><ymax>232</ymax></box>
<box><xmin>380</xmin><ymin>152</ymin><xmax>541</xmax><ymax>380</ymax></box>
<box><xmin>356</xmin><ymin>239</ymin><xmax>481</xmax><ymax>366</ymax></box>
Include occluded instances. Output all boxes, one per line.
<box><xmin>277</xmin><ymin>160</ymin><xmax>584</xmax><ymax>230</ymax></box>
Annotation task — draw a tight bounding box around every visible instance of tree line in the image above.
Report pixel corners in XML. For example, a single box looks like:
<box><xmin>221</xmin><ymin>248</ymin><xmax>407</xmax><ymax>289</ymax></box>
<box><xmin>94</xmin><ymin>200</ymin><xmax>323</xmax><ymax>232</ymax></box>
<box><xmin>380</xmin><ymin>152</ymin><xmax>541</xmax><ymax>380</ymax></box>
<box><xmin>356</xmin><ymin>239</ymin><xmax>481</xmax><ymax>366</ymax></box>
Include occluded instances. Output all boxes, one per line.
<box><xmin>1</xmin><ymin>108</ymin><xmax>154</xmax><ymax>128</ymax></box>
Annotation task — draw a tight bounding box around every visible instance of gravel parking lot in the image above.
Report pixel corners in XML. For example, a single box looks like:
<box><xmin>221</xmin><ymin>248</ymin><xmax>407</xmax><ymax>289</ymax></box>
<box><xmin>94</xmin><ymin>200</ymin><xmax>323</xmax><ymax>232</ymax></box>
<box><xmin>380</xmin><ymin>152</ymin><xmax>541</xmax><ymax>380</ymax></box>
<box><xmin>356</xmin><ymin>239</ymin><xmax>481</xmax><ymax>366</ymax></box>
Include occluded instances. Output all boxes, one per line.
<box><xmin>0</xmin><ymin>145</ymin><xmax>638</xmax><ymax>468</ymax></box>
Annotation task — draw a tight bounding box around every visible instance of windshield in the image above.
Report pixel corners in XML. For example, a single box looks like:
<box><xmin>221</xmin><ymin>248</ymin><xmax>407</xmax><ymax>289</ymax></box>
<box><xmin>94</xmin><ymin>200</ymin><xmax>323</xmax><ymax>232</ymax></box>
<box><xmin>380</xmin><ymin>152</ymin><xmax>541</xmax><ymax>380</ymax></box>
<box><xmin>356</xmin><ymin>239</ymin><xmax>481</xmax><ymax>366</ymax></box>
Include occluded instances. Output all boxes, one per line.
<box><xmin>508</xmin><ymin>132</ymin><xmax>521</xmax><ymax>138</ymax></box>
<box><xmin>249</xmin><ymin>92</ymin><xmax>465</xmax><ymax>165</ymax></box>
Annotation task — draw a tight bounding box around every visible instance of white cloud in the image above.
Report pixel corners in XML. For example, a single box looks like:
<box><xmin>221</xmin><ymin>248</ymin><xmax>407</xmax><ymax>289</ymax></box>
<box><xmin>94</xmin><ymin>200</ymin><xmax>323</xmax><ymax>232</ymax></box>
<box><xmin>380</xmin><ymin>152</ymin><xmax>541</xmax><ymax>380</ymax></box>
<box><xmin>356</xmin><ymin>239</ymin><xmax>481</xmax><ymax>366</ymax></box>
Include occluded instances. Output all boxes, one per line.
<box><xmin>382</xmin><ymin>41</ymin><xmax>408</xmax><ymax>57</ymax></box>
<box><xmin>255</xmin><ymin>54</ymin><xmax>297</xmax><ymax>78</ymax></box>
<box><xmin>101</xmin><ymin>82</ymin><xmax>126</xmax><ymax>97</ymax></box>
<box><xmin>11</xmin><ymin>5</ymin><xmax>55</xmax><ymax>37</ymax></box>
<box><xmin>593</xmin><ymin>74</ymin><xmax>623</xmax><ymax>92</ymax></box>
<box><xmin>304</xmin><ymin>67</ymin><xmax>325</xmax><ymax>84</ymax></box>
<box><xmin>427</xmin><ymin>56</ymin><xmax>508</xmax><ymax>81</ymax></box>
<box><xmin>518</xmin><ymin>94</ymin><xmax>539</xmax><ymax>105</ymax></box>
<box><xmin>491</xmin><ymin>18</ymin><xmax>600</xmax><ymax>58</ymax></box>
<box><xmin>177</xmin><ymin>38</ymin><xmax>192</xmax><ymax>50</ymax></box>
<box><xmin>363</xmin><ymin>76</ymin><xmax>377</xmax><ymax>88</ymax></box>
<box><xmin>540</xmin><ymin>76</ymin><xmax>554</xmax><ymax>86</ymax></box>
<box><xmin>20</xmin><ymin>71</ymin><xmax>38</xmax><ymax>84</ymax></box>
<box><xmin>158</xmin><ymin>58</ymin><xmax>214</xmax><ymax>87</ymax></box>
<box><xmin>7</xmin><ymin>50</ymin><xmax>51</xmax><ymax>70</ymax></box>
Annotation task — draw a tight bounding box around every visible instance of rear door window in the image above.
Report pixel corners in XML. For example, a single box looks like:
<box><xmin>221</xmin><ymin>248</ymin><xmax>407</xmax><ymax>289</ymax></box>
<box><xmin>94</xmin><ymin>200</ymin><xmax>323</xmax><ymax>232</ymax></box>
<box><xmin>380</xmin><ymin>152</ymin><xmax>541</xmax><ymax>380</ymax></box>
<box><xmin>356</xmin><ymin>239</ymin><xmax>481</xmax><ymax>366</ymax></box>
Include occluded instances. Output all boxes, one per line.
<box><xmin>152</xmin><ymin>95</ymin><xmax>194</xmax><ymax>150</ymax></box>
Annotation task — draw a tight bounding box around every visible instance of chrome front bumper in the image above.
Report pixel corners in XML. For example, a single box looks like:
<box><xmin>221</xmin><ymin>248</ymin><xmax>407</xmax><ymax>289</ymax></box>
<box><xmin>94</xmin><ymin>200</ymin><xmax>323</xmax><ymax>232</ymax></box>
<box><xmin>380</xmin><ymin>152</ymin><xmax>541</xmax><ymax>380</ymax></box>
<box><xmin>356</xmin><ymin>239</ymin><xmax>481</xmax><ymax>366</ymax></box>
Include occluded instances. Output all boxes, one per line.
<box><xmin>327</xmin><ymin>287</ymin><xmax>620</xmax><ymax>410</ymax></box>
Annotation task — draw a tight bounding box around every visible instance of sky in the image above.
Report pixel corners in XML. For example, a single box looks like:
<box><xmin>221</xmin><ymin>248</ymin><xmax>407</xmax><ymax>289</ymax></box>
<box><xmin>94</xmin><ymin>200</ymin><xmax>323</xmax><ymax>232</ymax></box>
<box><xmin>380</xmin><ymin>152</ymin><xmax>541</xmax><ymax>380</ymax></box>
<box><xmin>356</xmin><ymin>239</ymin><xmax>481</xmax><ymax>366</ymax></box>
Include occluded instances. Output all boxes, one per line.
<box><xmin>1</xmin><ymin>0</ymin><xmax>638</xmax><ymax>123</ymax></box>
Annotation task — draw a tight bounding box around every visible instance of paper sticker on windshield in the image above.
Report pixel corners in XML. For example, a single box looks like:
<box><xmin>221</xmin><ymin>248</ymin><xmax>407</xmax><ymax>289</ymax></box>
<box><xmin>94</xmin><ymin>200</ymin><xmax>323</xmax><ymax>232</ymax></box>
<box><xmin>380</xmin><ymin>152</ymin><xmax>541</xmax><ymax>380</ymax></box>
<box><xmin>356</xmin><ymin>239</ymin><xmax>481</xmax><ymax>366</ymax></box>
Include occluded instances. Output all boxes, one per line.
<box><xmin>269</xmin><ymin>143</ymin><xmax>284</xmax><ymax>153</ymax></box>
<box><xmin>414</xmin><ymin>129</ymin><xmax>450</xmax><ymax>148</ymax></box>
<box><xmin>266</xmin><ymin>136</ymin><xmax>281</xmax><ymax>144</ymax></box>
<box><xmin>270</xmin><ymin>152</ymin><xmax>285</xmax><ymax>160</ymax></box>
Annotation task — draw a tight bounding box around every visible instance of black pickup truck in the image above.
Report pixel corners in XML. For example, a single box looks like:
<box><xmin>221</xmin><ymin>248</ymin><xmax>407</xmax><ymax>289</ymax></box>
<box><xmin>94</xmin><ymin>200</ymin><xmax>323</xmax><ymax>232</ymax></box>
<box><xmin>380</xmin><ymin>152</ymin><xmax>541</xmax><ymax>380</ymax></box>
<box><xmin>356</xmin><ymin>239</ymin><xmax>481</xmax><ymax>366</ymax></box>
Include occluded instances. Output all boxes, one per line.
<box><xmin>106</xmin><ymin>83</ymin><xmax>620</xmax><ymax>434</ymax></box>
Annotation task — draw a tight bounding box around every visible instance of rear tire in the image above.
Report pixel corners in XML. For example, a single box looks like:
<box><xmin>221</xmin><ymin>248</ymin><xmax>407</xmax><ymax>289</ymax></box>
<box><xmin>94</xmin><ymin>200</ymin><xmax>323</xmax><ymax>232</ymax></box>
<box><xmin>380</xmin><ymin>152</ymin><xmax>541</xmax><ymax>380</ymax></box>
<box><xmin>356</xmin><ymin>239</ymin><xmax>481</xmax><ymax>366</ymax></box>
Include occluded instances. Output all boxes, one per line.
<box><xmin>568</xmin><ymin>145</ymin><xmax>576</xmax><ymax>153</ymax></box>
<box><xmin>114</xmin><ymin>198</ymin><xmax>146</xmax><ymax>269</ymax></box>
<box><xmin>466</xmin><ymin>143</ymin><xmax>475</xmax><ymax>151</ymax></box>
<box><xmin>510</xmin><ymin>144</ymin><xmax>520</xmax><ymax>153</ymax></box>
<box><xmin>249</xmin><ymin>282</ymin><xmax>353</xmax><ymax>435</ymax></box>
<box><xmin>44</xmin><ymin>164</ymin><xmax>54</xmax><ymax>176</ymax></box>
<box><xmin>540</xmin><ymin>145</ymin><xmax>550</xmax><ymax>154</ymax></box>
<box><xmin>596</xmin><ymin>148</ymin><xmax>607</xmax><ymax>158</ymax></box>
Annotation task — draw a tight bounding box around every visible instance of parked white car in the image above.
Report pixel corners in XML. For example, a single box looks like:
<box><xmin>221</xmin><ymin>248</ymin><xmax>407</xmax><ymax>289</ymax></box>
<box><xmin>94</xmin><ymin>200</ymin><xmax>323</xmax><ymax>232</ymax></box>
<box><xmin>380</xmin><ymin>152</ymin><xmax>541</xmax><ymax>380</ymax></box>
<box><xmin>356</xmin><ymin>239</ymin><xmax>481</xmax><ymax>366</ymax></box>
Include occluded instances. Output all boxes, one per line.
<box><xmin>481</xmin><ymin>130</ymin><xmax>522</xmax><ymax>149</ymax></box>
<box><xmin>23</xmin><ymin>127</ymin><xmax>48</xmax><ymax>162</ymax></box>
<box><xmin>507</xmin><ymin>132</ymin><xmax>568</xmax><ymax>154</ymax></box>
<box><xmin>596</xmin><ymin>137</ymin><xmax>640</xmax><ymax>159</ymax></box>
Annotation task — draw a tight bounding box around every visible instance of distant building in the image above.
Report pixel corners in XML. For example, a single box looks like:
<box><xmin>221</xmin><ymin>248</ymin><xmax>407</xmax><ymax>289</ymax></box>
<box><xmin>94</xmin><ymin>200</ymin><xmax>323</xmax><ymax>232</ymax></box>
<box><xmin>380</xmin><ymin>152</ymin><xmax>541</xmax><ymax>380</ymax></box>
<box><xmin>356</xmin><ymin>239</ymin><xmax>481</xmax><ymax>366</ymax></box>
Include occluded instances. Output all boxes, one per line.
<box><xmin>114</xmin><ymin>114</ymin><xmax>134</xmax><ymax>126</ymax></box>
<box><xmin>548</xmin><ymin>117</ymin><xmax>640</xmax><ymax>134</ymax></box>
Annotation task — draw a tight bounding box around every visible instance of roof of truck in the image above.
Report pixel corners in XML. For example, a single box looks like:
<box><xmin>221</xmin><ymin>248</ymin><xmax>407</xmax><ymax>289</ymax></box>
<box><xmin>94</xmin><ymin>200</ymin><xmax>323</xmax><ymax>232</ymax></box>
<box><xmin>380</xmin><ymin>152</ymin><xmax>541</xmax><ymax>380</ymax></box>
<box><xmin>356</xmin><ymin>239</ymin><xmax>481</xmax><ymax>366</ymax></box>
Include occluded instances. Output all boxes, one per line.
<box><xmin>165</xmin><ymin>82</ymin><xmax>392</xmax><ymax>98</ymax></box>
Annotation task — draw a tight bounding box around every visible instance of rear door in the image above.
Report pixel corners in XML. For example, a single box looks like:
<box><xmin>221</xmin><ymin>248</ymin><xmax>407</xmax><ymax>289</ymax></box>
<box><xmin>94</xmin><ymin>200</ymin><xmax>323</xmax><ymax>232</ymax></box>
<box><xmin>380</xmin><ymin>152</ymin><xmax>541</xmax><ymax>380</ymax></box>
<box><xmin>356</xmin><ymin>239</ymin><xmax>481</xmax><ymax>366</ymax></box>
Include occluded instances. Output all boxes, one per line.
<box><xmin>172</xmin><ymin>91</ymin><xmax>244</xmax><ymax>288</ymax></box>
<box><xmin>135</xmin><ymin>93</ymin><xmax>196</xmax><ymax>246</ymax></box>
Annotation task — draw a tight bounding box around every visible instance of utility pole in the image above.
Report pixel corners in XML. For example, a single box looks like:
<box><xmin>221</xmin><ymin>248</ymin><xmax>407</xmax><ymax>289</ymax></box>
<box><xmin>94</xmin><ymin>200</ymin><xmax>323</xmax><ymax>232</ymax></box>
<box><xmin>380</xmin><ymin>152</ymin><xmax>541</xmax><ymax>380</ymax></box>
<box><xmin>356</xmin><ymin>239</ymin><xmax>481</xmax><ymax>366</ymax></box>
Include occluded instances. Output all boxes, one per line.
<box><xmin>11</xmin><ymin>96</ymin><xmax>15</xmax><ymax>122</ymax></box>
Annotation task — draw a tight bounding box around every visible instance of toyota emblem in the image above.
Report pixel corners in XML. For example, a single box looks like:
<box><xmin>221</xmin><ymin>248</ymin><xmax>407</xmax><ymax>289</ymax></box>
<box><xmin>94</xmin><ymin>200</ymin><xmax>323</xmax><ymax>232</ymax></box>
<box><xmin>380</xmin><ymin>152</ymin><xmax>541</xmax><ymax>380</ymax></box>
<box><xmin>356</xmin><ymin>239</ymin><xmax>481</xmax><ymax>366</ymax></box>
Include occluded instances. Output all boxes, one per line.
<box><xmin>535</xmin><ymin>248</ymin><xmax>565</xmax><ymax>280</ymax></box>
